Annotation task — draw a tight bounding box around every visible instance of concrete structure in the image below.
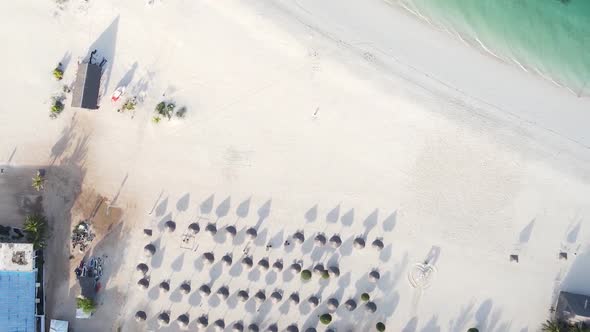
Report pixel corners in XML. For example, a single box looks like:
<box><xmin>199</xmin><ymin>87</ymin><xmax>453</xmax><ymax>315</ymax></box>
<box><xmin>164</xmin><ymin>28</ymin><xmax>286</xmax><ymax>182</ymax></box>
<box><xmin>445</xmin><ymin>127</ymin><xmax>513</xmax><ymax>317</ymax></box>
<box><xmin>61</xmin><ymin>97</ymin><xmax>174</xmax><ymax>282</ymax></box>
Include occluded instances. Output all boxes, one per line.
<box><xmin>49</xmin><ymin>319</ymin><xmax>68</xmax><ymax>332</ymax></box>
<box><xmin>556</xmin><ymin>291</ymin><xmax>590</xmax><ymax>324</ymax></box>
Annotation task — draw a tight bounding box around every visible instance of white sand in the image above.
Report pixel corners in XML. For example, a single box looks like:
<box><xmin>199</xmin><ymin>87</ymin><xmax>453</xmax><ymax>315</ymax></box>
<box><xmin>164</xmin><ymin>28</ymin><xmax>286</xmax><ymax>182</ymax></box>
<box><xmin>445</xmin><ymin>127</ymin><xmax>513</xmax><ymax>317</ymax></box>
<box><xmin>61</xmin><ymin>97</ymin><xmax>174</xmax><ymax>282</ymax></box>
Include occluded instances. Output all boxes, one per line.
<box><xmin>1</xmin><ymin>0</ymin><xmax>590</xmax><ymax>331</ymax></box>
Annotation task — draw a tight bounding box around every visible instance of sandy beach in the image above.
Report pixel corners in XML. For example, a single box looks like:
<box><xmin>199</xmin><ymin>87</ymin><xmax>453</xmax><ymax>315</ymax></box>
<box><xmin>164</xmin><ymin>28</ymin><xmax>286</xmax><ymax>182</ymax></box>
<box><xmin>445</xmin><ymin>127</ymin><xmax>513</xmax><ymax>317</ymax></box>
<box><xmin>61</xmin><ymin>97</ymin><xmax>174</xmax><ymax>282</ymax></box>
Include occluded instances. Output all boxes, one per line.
<box><xmin>1</xmin><ymin>0</ymin><xmax>589</xmax><ymax>331</ymax></box>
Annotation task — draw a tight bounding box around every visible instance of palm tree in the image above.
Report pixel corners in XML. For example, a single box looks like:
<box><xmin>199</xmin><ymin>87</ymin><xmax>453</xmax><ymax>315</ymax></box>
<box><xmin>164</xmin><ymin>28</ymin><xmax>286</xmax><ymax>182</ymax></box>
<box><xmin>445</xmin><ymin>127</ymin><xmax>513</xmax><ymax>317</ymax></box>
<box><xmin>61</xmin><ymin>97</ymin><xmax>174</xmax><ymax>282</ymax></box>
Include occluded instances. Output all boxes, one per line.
<box><xmin>31</xmin><ymin>171</ymin><xmax>44</xmax><ymax>191</ymax></box>
<box><xmin>541</xmin><ymin>319</ymin><xmax>564</xmax><ymax>332</ymax></box>
<box><xmin>23</xmin><ymin>214</ymin><xmax>47</xmax><ymax>249</ymax></box>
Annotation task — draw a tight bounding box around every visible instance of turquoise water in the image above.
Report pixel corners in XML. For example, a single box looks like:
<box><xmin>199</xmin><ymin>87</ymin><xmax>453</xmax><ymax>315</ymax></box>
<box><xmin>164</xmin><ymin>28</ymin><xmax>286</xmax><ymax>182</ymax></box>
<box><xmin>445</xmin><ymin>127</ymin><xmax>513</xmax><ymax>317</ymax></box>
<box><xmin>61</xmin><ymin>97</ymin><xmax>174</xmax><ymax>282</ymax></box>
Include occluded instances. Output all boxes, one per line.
<box><xmin>395</xmin><ymin>0</ymin><xmax>590</xmax><ymax>96</ymax></box>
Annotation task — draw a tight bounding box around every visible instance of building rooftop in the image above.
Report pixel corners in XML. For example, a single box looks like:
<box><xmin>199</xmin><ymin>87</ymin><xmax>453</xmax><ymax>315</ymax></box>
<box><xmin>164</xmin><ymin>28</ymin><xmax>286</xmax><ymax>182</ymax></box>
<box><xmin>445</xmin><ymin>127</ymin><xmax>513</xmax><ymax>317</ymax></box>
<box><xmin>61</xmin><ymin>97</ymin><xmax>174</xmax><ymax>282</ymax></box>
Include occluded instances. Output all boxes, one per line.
<box><xmin>71</xmin><ymin>62</ymin><xmax>102</xmax><ymax>110</ymax></box>
<box><xmin>0</xmin><ymin>242</ymin><xmax>34</xmax><ymax>272</ymax></box>
<box><xmin>0</xmin><ymin>270</ymin><xmax>37</xmax><ymax>332</ymax></box>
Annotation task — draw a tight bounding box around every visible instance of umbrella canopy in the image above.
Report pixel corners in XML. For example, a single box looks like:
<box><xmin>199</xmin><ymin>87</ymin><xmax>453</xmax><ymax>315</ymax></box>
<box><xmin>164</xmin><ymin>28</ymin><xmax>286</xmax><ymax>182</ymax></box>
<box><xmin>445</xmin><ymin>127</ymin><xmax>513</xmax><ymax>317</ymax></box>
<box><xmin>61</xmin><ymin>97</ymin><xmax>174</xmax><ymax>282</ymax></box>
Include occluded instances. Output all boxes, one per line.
<box><xmin>290</xmin><ymin>263</ymin><xmax>302</xmax><ymax>273</ymax></box>
<box><xmin>233</xmin><ymin>321</ymin><xmax>244</xmax><ymax>332</ymax></box>
<box><xmin>353</xmin><ymin>237</ymin><xmax>366</xmax><ymax>249</ymax></box>
<box><xmin>286</xmin><ymin>324</ymin><xmax>299</xmax><ymax>332</ymax></box>
<box><xmin>289</xmin><ymin>292</ymin><xmax>300</xmax><ymax>304</ymax></box>
<box><xmin>217</xmin><ymin>286</ymin><xmax>230</xmax><ymax>299</ymax></box>
<box><xmin>329</xmin><ymin>235</ymin><xmax>342</xmax><ymax>248</ymax></box>
<box><xmin>180</xmin><ymin>282</ymin><xmax>191</xmax><ymax>294</ymax></box>
<box><xmin>177</xmin><ymin>314</ymin><xmax>189</xmax><ymax>327</ymax></box>
<box><xmin>135</xmin><ymin>311</ymin><xmax>146</xmax><ymax>322</ymax></box>
<box><xmin>159</xmin><ymin>281</ymin><xmax>170</xmax><ymax>292</ymax></box>
<box><xmin>242</xmin><ymin>256</ymin><xmax>254</xmax><ymax>268</ymax></box>
<box><xmin>272</xmin><ymin>260</ymin><xmax>283</xmax><ymax>272</ymax></box>
<box><xmin>255</xmin><ymin>290</ymin><xmax>266</xmax><ymax>302</ymax></box>
<box><xmin>214</xmin><ymin>319</ymin><xmax>226</xmax><ymax>330</ymax></box>
<box><xmin>366</xmin><ymin>301</ymin><xmax>377</xmax><ymax>313</ymax></box>
<box><xmin>238</xmin><ymin>290</ymin><xmax>249</xmax><ymax>301</ymax></box>
<box><xmin>225</xmin><ymin>225</ymin><xmax>237</xmax><ymax>237</ymax></box>
<box><xmin>305</xmin><ymin>328</ymin><xmax>317</xmax><ymax>332</ymax></box>
<box><xmin>137</xmin><ymin>278</ymin><xmax>149</xmax><ymax>289</ymax></box>
<box><xmin>328</xmin><ymin>266</ymin><xmax>340</xmax><ymax>277</ymax></box>
<box><xmin>165</xmin><ymin>220</ymin><xmax>176</xmax><ymax>233</ymax></box>
<box><xmin>265</xmin><ymin>324</ymin><xmax>276</xmax><ymax>332</ymax></box>
<box><xmin>222</xmin><ymin>254</ymin><xmax>233</xmax><ymax>266</ymax></box>
<box><xmin>158</xmin><ymin>312</ymin><xmax>170</xmax><ymax>325</ymax></box>
<box><xmin>248</xmin><ymin>323</ymin><xmax>260</xmax><ymax>332</ymax></box>
<box><xmin>188</xmin><ymin>222</ymin><xmax>200</xmax><ymax>234</ymax></box>
<box><xmin>369</xmin><ymin>270</ymin><xmax>381</xmax><ymax>282</ymax></box>
<box><xmin>371</xmin><ymin>238</ymin><xmax>384</xmax><ymax>250</ymax></box>
<box><xmin>197</xmin><ymin>315</ymin><xmax>209</xmax><ymax>328</ymax></box>
<box><xmin>136</xmin><ymin>263</ymin><xmax>149</xmax><ymax>274</ymax></box>
<box><xmin>293</xmin><ymin>231</ymin><xmax>305</xmax><ymax>244</ymax></box>
<box><xmin>327</xmin><ymin>298</ymin><xmax>339</xmax><ymax>311</ymax></box>
<box><xmin>246</xmin><ymin>227</ymin><xmax>257</xmax><ymax>240</ymax></box>
<box><xmin>203</xmin><ymin>252</ymin><xmax>215</xmax><ymax>264</ymax></box>
<box><xmin>345</xmin><ymin>299</ymin><xmax>357</xmax><ymax>311</ymax></box>
<box><xmin>206</xmin><ymin>223</ymin><xmax>217</xmax><ymax>235</ymax></box>
<box><xmin>308</xmin><ymin>295</ymin><xmax>319</xmax><ymax>307</ymax></box>
<box><xmin>271</xmin><ymin>291</ymin><xmax>283</xmax><ymax>303</ymax></box>
<box><xmin>258</xmin><ymin>258</ymin><xmax>269</xmax><ymax>270</ymax></box>
<box><xmin>144</xmin><ymin>244</ymin><xmax>156</xmax><ymax>257</ymax></box>
<box><xmin>199</xmin><ymin>284</ymin><xmax>211</xmax><ymax>296</ymax></box>
<box><xmin>313</xmin><ymin>264</ymin><xmax>324</xmax><ymax>274</ymax></box>
<box><xmin>314</xmin><ymin>233</ymin><xmax>326</xmax><ymax>246</ymax></box>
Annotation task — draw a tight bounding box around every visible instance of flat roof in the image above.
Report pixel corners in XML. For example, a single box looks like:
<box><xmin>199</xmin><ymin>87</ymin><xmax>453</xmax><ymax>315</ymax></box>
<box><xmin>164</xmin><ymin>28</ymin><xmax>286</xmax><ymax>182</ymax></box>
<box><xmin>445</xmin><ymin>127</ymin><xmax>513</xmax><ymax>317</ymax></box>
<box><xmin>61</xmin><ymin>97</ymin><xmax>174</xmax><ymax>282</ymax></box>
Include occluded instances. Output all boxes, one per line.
<box><xmin>0</xmin><ymin>271</ymin><xmax>36</xmax><ymax>332</ymax></box>
<box><xmin>71</xmin><ymin>62</ymin><xmax>102</xmax><ymax>110</ymax></box>
<box><xmin>0</xmin><ymin>242</ymin><xmax>34</xmax><ymax>272</ymax></box>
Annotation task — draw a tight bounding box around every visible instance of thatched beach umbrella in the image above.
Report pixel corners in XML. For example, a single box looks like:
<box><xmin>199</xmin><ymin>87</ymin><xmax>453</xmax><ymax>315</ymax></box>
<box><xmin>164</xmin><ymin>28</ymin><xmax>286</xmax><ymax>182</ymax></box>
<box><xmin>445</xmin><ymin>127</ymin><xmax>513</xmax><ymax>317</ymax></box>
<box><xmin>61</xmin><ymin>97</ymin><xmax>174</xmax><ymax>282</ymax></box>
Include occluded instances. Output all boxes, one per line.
<box><xmin>248</xmin><ymin>323</ymin><xmax>260</xmax><ymax>332</ymax></box>
<box><xmin>313</xmin><ymin>264</ymin><xmax>324</xmax><ymax>275</ymax></box>
<box><xmin>286</xmin><ymin>324</ymin><xmax>299</xmax><ymax>332</ymax></box>
<box><xmin>372</xmin><ymin>238</ymin><xmax>384</xmax><ymax>250</ymax></box>
<box><xmin>272</xmin><ymin>260</ymin><xmax>283</xmax><ymax>272</ymax></box>
<box><xmin>197</xmin><ymin>315</ymin><xmax>209</xmax><ymax>328</ymax></box>
<box><xmin>246</xmin><ymin>227</ymin><xmax>257</xmax><ymax>240</ymax></box>
<box><xmin>293</xmin><ymin>231</ymin><xmax>305</xmax><ymax>244</ymax></box>
<box><xmin>217</xmin><ymin>286</ymin><xmax>230</xmax><ymax>299</ymax></box>
<box><xmin>314</xmin><ymin>233</ymin><xmax>326</xmax><ymax>246</ymax></box>
<box><xmin>137</xmin><ymin>278</ymin><xmax>149</xmax><ymax>290</ymax></box>
<box><xmin>345</xmin><ymin>299</ymin><xmax>357</xmax><ymax>311</ymax></box>
<box><xmin>290</xmin><ymin>262</ymin><xmax>302</xmax><ymax>273</ymax></box>
<box><xmin>329</xmin><ymin>235</ymin><xmax>342</xmax><ymax>248</ymax></box>
<box><xmin>222</xmin><ymin>254</ymin><xmax>233</xmax><ymax>266</ymax></box>
<box><xmin>233</xmin><ymin>321</ymin><xmax>244</xmax><ymax>332</ymax></box>
<box><xmin>271</xmin><ymin>291</ymin><xmax>283</xmax><ymax>303</ymax></box>
<box><xmin>214</xmin><ymin>319</ymin><xmax>226</xmax><ymax>330</ymax></box>
<box><xmin>353</xmin><ymin>237</ymin><xmax>366</xmax><ymax>249</ymax></box>
<box><xmin>365</xmin><ymin>301</ymin><xmax>377</xmax><ymax>313</ymax></box>
<box><xmin>206</xmin><ymin>223</ymin><xmax>217</xmax><ymax>235</ymax></box>
<box><xmin>135</xmin><ymin>311</ymin><xmax>146</xmax><ymax>322</ymax></box>
<box><xmin>203</xmin><ymin>252</ymin><xmax>215</xmax><ymax>265</ymax></box>
<box><xmin>136</xmin><ymin>263</ymin><xmax>149</xmax><ymax>274</ymax></box>
<box><xmin>308</xmin><ymin>295</ymin><xmax>319</xmax><ymax>307</ymax></box>
<box><xmin>165</xmin><ymin>220</ymin><xmax>176</xmax><ymax>233</ymax></box>
<box><xmin>255</xmin><ymin>290</ymin><xmax>266</xmax><ymax>302</ymax></box>
<box><xmin>177</xmin><ymin>314</ymin><xmax>189</xmax><ymax>328</ymax></box>
<box><xmin>369</xmin><ymin>270</ymin><xmax>381</xmax><ymax>282</ymax></box>
<box><xmin>199</xmin><ymin>284</ymin><xmax>211</xmax><ymax>296</ymax></box>
<box><xmin>242</xmin><ymin>256</ymin><xmax>254</xmax><ymax>268</ymax></box>
<box><xmin>158</xmin><ymin>312</ymin><xmax>170</xmax><ymax>326</ymax></box>
<box><xmin>226</xmin><ymin>225</ymin><xmax>237</xmax><ymax>237</ymax></box>
<box><xmin>238</xmin><ymin>290</ymin><xmax>249</xmax><ymax>302</ymax></box>
<box><xmin>258</xmin><ymin>258</ymin><xmax>269</xmax><ymax>270</ymax></box>
<box><xmin>180</xmin><ymin>282</ymin><xmax>191</xmax><ymax>294</ymax></box>
<box><xmin>327</xmin><ymin>298</ymin><xmax>339</xmax><ymax>311</ymax></box>
<box><xmin>188</xmin><ymin>222</ymin><xmax>200</xmax><ymax>234</ymax></box>
<box><xmin>328</xmin><ymin>266</ymin><xmax>340</xmax><ymax>277</ymax></box>
<box><xmin>289</xmin><ymin>292</ymin><xmax>300</xmax><ymax>304</ymax></box>
<box><xmin>144</xmin><ymin>244</ymin><xmax>156</xmax><ymax>257</ymax></box>
<box><xmin>159</xmin><ymin>281</ymin><xmax>170</xmax><ymax>292</ymax></box>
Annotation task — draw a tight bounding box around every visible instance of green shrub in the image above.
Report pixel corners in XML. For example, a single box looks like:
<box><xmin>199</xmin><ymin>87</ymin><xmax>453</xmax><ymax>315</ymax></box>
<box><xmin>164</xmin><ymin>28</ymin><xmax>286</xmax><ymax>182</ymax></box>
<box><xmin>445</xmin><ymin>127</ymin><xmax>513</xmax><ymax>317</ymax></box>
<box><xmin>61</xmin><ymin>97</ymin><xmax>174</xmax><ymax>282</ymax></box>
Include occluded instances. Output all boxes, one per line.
<box><xmin>361</xmin><ymin>293</ymin><xmax>370</xmax><ymax>302</ymax></box>
<box><xmin>376</xmin><ymin>322</ymin><xmax>386</xmax><ymax>331</ymax></box>
<box><xmin>53</xmin><ymin>67</ymin><xmax>63</xmax><ymax>80</ymax></box>
<box><xmin>31</xmin><ymin>171</ymin><xmax>44</xmax><ymax>191</ymax></box>
<box><xmin>122</xmin><ymin>98</ymin><xmax>137</xmax><ymax>111</ymax></box>
<box><xmin>76</xmin><ymin>297</ymin><xmax>96</xmax><ymax>314</ymax></box>
<box><xmin>152</xmin><ymin>116</ymin><xmax>161</xmax><ymax>124</ymax></box>
<box><xmin>319</xmin><ymin>313</ymin><xmax>332</xmax><ymax>325</ymax></box>
<box><xmin>321</xmin><ymin>271</ymin><xmax>330</xmax><ymax>279</ymax></box>
<box><xmin>301</xmin><ymin>270</ymin><xmax>312</xmax><ymax>281</ymax></box>
<box><xmin>50</xmin><ymin>100</ymin><xmax>64</xmax><ymax>118</ymax></box>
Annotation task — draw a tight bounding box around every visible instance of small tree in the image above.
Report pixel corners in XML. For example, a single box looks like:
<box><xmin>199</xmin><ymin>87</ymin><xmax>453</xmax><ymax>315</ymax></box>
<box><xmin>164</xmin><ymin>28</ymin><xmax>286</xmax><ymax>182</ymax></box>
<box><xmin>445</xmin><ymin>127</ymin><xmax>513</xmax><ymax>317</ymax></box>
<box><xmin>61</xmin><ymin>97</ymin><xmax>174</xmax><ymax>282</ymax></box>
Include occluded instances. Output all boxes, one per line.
<box><xmin>53</xmin><ymin>66</ymin><xmax>64</xmax><ymax>80</ymax></box>
<box><xmin>301</xmin><ymin>270</ymin><xmax>312</xmax><ymax>281</ymax></box>
<box><xmin>24</xmin><ymin>215</ymin><xmax>47</xmax><ymax>249</ymax></box>
<box><xmin>321</xmin><ymin>271</ymin><xmax>330</xmax><ymax>279</ymax></box>
<box><xmin>361</xmin><ymin>293</ymin><xmax>370</xmax><ymax>302</ymax></box>
<box><xmin>152</xmin><ymin>116</ymin><xmax>161</xmax><ymax>124</ymax></box>
<box><xmin>376</xmin><ymin>322</ymin><xmax>386</xmax><ymax>332</ymax></box>
<box><xmin>76</xmin><ymin>297</ymin><xmax>96</xmax><ymax>314</ymax></box>
<box><xmin>319</xmin><ymin>313</ymin><xmax>332</xmax><ymax>325</ymax></box>
<box><xmin>541</xmin><ymin>319</ymin><xmax>564</xmax><ymax>332</ymax></box>
<box><xmin>31</xmin><ymin>171</ymin><xmax>44</xmax><ymax>191</ymax></box>
<box><xmin>122</xmin><ymin>98</ymin><xmax>137</xmax><ymax>111</ymax></box>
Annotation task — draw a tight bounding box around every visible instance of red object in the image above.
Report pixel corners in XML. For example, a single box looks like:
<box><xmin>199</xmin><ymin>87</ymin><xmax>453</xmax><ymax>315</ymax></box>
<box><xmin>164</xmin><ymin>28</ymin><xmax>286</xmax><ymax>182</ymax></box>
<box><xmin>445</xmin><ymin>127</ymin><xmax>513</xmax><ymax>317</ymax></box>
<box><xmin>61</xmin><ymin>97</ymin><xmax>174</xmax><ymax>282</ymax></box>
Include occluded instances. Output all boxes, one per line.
<box><xmin>95</xmin><ymin>282</ymin><xmax>102</xmax><ymax>292</ymax></box>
